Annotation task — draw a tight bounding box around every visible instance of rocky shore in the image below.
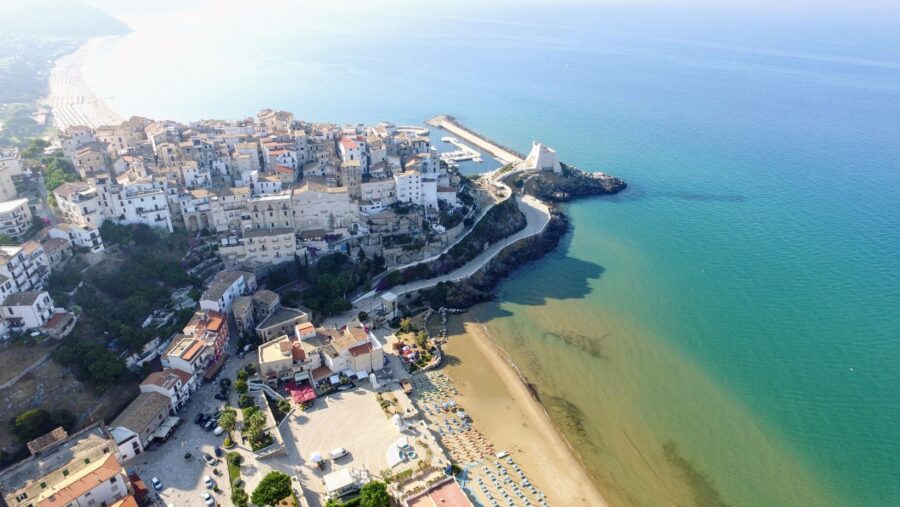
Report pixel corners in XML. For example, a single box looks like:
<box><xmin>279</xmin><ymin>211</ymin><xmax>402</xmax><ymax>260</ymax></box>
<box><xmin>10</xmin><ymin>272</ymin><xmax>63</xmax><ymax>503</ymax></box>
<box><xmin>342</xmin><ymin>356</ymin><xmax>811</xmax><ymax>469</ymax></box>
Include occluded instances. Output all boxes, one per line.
<box><xmin>416</xmin><ymin>167</ymin><xmax>624</xmax><ymax>310</ymax></box>
<box><xmin>512</xmin><ymin>164</ymin><xmax>626</xmax><ymax>203</ymax></box>
<box><xmin>418</xmin><ymin>206</ymin><xmax>570</xmax><ymax>309</ymax></box>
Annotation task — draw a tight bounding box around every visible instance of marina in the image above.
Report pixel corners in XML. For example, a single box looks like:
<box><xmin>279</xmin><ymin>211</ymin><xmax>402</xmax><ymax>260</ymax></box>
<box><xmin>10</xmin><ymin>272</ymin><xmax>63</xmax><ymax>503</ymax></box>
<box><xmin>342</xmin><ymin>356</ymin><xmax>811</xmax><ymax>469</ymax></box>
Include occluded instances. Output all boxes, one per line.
<box><xmin>440</xmin><ymin>136</ymin><xmax>483</xmax><ymax>163</ymax></box>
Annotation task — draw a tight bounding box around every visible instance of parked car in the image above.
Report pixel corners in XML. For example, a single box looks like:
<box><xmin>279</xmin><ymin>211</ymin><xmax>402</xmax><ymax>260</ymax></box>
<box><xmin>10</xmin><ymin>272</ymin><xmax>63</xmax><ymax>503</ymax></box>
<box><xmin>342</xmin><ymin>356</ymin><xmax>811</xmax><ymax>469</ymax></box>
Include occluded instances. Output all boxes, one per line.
<box><xmin>213</xmin><ymin>426</ymin><xmax>225</xmax><ymax>436</ymax></box>
<box><xmin>203</xmin><ymin>420</ymin><xmax>216</xmax><ymax>431</ymax></box>
<box><xmin>194</xmin><ymin>413</ymin><xmax>206</xmax><ymax>425</ymax></box>
<box><xmin>336</xmin><ymin>384</ymin><xmax>354</xmax><ymax>392</ymax></box>
<box><xmin>201</xmin><ymin>491</ymin><xmax>216</xmax><ymax>506</ymax></box>
<box><xmin>330</xmin><ymin>447</ymin><xmax>348</xmax><ymax>460</ymax></box>
<box><xmin>203</xmin><ymin>453</ymin><xmax>217</xmax><ymax>466</ymax></box>
<box><xmin>214</xmin><ymin>446</ymin><xmax>223</xmax><ymax>457</ymax></box>
<box><xmin>204</xmin><ymin>475</ymin><xmax>214</xmax><ymax>489</ymax></box>
<box><xmin>214</xmin><ymin>393</ymin><xmax>227</xmax><ymax>401</ymax></box>
<box><xmin>151</xmin><ymin>477</ymin><xmax>163</xmax><ymax>490</ymax></box>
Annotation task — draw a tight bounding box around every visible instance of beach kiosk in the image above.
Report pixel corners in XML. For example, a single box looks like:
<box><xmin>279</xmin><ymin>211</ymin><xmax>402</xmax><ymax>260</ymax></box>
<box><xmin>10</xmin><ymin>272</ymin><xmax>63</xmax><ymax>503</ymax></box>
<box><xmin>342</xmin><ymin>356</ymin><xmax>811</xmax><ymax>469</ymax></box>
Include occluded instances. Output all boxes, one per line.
<box><xmin>324</xmin><ymin>468</ymin><xmax>359</xmax><ymax>499</ymax></box>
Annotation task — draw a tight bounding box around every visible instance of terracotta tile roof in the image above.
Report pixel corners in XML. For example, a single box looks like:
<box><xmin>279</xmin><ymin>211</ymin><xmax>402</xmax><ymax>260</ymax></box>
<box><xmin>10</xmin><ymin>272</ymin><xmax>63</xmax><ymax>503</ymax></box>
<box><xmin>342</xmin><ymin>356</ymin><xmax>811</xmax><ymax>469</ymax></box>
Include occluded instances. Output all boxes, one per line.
<box><xmin>26</xmin><ymin>427</ymin><xmax>68</xmax><ymax>455</ymax></box>
<box><xmin>312</xmin><ymin>365</ymin><xmax>332</xmax><ymax>380</ymax></box>
<box><xmin>111</xmin><ymin>495</ymin><xmax>140</xmax><ymax>507</ymax></box>
<box><xmin>406</xmin><ymin>478</ymin><xmax>472</xmax><ymax>507</ymax></box>
<box><xmin>348</xmin><ymin>342</ymin><xmax>374</xmax><ymax>357</ymax></box>
<box><xmin>111</xmin><ymin>393</ymin><xmax>170</xmax><ymax>433</ymax></box>
<box><xmin>169</xmin><ymin>368</ymin><xmax>192</xmax><ymax>385</ymax></box>
<box><xmin>292</xmin><ymin>342</ymin><xmax>307</xmax><ymax>362</ymax></box>
<box><xmin>141</xmin><ymin>371</ymin><xmax>179</xmax><ymax>389</ymax></box>
<box><xmin>41</xmin><ymin>453</ymin><xmax>122</xmax><ymax>507</ymax></box>
<box><xmin>183</xmin><ymin>340</ymin><xmax>206</xmax><ymax>362</ymax></box>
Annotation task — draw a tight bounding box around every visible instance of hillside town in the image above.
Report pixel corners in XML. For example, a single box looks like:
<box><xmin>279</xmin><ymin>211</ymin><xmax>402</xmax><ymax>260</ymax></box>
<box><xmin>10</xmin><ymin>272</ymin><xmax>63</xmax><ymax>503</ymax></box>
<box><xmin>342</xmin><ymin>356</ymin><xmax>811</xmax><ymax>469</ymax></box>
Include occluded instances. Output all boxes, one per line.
<box><xmin>0</xmin><ymin>109</ymin><xmax>588</xmax><ymax>507</ymax></box>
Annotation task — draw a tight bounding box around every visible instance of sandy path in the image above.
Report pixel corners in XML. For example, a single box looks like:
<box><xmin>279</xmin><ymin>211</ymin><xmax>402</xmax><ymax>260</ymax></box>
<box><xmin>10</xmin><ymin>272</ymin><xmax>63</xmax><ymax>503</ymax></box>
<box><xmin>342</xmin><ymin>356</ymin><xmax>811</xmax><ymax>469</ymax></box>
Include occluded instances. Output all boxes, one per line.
<box><xmin>442</xmin><ymin>318</ymin><xmax>609</xmax><ymax>506</ymax></box>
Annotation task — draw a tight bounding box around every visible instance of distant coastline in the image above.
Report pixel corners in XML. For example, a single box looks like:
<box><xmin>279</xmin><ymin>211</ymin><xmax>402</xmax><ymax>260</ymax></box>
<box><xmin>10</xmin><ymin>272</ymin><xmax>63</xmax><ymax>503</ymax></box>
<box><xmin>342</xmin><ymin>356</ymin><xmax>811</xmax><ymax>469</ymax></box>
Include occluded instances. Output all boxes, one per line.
<box><xmin>44</xmin><ymin>37</ymin><xmax>123</xmax><ymax>130</ymax></box>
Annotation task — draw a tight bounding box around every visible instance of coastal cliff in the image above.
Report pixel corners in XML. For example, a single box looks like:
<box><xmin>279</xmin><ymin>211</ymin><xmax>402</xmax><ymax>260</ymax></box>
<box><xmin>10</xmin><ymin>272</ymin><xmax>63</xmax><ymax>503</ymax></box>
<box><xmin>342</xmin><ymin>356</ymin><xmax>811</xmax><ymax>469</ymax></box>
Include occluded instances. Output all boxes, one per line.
<box><xmin>419</xmin><ymin>207</ymin><xmax>570</xmax><ymax>309</ymax></box>
<box><xmin>414</xmin><ymin>166</ymin><xmax>624</xmax><ymax>309</ymax></box>
<box><xmin>510</xmin><ymin>164</ymin><xmax>626</xmax><ymax>203</ymax></box>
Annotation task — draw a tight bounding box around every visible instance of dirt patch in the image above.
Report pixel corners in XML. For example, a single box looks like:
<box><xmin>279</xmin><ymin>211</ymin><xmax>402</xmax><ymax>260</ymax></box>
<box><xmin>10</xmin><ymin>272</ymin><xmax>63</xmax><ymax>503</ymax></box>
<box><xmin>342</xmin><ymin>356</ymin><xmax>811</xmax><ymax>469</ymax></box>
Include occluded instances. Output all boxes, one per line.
<box><xmin>0</xmin><ymin>341</ymin><xmax>58</xmax><ymax>386</ymax></box>
<box><xmin>0</xmin><ymin>359</ymin><xmax>137</xmax><ymax>449</ymax></box>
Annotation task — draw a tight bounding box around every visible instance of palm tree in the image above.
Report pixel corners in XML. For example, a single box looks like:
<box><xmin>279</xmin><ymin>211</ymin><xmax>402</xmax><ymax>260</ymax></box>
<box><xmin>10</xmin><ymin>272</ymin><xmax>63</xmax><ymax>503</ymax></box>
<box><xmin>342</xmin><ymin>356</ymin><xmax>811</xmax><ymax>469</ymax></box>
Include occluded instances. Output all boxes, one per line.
<box><xmin>246</xmin><ymin>410</ymin><xmax>267</xmax><ymax>446</ymax></box>
<box><xmin>218</xmin><ymin>408</ymin><xmax>237</xmax><ymax>441</ymax></box>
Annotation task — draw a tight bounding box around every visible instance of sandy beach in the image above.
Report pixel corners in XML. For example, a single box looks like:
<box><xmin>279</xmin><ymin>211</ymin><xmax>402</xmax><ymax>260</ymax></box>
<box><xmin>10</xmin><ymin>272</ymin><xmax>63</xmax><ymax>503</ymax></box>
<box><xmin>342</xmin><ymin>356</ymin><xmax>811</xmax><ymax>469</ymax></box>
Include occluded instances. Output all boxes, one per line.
<box><xmin>440</xmin><ymin>315</ymin><xmax>609</xmax><ymax>506</ymax></box>
<box><xmin>45</xmin><ymin>38</ymin><xmax>123</xmax><ymax>130</ymax></box>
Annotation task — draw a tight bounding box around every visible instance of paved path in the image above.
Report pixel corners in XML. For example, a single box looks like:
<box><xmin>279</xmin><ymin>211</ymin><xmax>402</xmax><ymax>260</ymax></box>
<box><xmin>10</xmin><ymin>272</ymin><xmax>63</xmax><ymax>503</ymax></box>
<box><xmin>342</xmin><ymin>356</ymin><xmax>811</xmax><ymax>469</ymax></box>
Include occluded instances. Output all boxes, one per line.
<box><xmin>389</xmin><ymin>195</ymin><xmax>549</xmax><ymax>295</ymax></box>
<box><xmin>331</xmin><ymin>195</ymin><xmax>550</xmax><ymax>327</ymax></box>
<box><xmin>352</xmin><ymin>179</ymin><xmax>509</xmax><ymax>306</ymax></box>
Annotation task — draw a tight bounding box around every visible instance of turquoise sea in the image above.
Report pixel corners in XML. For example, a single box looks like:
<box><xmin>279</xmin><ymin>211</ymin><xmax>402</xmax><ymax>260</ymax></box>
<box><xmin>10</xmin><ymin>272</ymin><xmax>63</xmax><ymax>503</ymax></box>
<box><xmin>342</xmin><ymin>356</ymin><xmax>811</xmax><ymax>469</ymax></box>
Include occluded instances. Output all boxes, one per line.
<box><xmin>83</xmin><ymin>2</ymin><xmax>900</xmax><ymax>505</ymax></box>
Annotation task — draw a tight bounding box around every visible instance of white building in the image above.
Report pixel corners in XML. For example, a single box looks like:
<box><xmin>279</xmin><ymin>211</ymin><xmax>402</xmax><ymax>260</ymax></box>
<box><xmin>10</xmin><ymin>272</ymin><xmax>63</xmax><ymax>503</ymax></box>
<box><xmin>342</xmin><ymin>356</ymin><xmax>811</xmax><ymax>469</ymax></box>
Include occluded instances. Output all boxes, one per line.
<box><xmin>54</xmin><ymin>181</ymin><xmax>104</xmax><ymax>228</ymax></box>
<box><xmin>180</xmin><ymin>160</ymin><xmax>211</xmax><ymax>188</ymax></box>
<box><xmin>291</xmin><ymin>180</ymin><xmax>358</xmax><ymax>233</ymax></box>
<box><xmin>0</xmin><ymin>245</ymin><xmax>46</xmax><ymax>297</ymax></box>
<box><xmin>161</xmin><ymin>336</ymin><xmax>211</xmax><ymax>381</ymax></box>
<box><xmin>48</xmin><ymin>223</ymin><xmax>104</xmax><ymax>253</ymax></box>
<box><xmin>109</xmin><ymin>426</ymin><xmax>144</xmax><ymax>463</ymax></box>
<box><xmin>321</xmin><ymin>325</ymin><xmax>384</xmax><ymax>376</ymax></box>
<box><xmin>520</xmin><ymin>141</ymin><xmax>562</xmax><ymax>173</ymax></box>
<box><xmin>140</xmin><ymin>368</ymin><xmax>195</xmax><ymax>412</ymax></box>
<box><xmin>394</xmin><ymin>170</ymin><xmax>422</xmax><ymax>205</ymax></box>
<box><xmin>200</xmin><ymin>270</ymin><xmax>256</xmax><ymax>315</ymax></box>
<box><xmin>338</xmin><ymin>136</ymin><xmax>367</xmax><ymax>173</ymax></box>
<box><xmin>106</xmin><ymin>178</ymin><xmax>174</xmax><ymax>232</ymax></box>
<box><xmin>359</xmin><ymin>176</ymin><xmax>397</xmax><ymax>214</ymax></box>
<box><xmin>0</xmin><ymin>425</ymin><xmax>133</xmax><ymax>507</ymax></box>
<box><xmin>1</xmin><ymin>290</ymin><xmax>56</xmax><ymax>330</ymax></box>
<box><xmin>60</xmin><ymin>126</ymin><xmax>95</xmax><ymax>163</ymax></box>
<box><xmin>0</xmin><ymin>148</ymin><xmax>22</xmax><ymax>202</ymax></box>
<box><xmin>0</xmin><ymin>199</ymin><xmax>32</xmax><ymax>240</ymax></box>
<box><xmin>219</xmin><ymin>228</ymin><xmax>300</xmax><ymax>270</ymax></box>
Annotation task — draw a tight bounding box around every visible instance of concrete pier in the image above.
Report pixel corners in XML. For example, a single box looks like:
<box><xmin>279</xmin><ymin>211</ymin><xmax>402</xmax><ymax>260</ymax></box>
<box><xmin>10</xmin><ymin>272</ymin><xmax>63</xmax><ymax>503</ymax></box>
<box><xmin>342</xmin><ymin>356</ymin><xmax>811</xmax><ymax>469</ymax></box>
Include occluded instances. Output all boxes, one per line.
<box><xmin>427</xmin><ymin>115</ymin><xmax>524</xmax><ymax>166</ymax></box>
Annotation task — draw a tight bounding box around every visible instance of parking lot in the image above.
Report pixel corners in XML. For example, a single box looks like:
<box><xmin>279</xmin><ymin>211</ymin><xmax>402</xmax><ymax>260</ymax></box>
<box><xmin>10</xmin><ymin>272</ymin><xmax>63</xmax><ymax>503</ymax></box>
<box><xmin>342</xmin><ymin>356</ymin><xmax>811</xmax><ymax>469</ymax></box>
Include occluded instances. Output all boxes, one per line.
<box><xmin>130</xmin><ymin>379</ymin><xmax>231</xmax><ymax>506</ymax></box>
<box><xmin>129</xmin><ymin>348</ymin><xmax>255</xmax><ymax>507</ymax></box>
<box><xmin>128</xmin><ymin>330</ymin><xmax>436</xmax><ymax>506</ymax></box>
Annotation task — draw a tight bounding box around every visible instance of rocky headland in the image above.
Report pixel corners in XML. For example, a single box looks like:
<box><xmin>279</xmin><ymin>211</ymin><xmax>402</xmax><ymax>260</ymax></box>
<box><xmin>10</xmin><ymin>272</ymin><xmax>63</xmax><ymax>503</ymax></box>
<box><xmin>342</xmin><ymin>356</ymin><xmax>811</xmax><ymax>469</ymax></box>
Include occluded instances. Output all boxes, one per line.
<box><xmin>509</xmin><ymin>164</ymin><xmax>626</xmax><ymax>203</ymax></box>
<box><xmin>413</xmin><ymin>165</ymin><xmax>625</xmax><ymax>310</ymax></box>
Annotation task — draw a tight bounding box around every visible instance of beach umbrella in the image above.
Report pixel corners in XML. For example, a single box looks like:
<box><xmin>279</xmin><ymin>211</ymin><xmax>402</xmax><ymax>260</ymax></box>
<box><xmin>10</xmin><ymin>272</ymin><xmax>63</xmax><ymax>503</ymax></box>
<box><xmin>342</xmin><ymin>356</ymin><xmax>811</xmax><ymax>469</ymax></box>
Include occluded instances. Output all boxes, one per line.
<box><xmin>310</xmin><ymin>451</ymin><xmax>322</xmax><ymax>463</ymax></box>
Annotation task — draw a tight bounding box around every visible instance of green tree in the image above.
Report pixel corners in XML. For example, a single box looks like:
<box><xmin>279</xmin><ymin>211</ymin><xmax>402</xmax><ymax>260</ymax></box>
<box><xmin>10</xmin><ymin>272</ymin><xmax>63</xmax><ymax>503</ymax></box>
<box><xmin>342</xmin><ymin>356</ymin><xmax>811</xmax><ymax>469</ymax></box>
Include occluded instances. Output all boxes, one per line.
<box><xmin>276</xmin><ymin>399</ymin><xmax>292</xmax><ymax>415</ymax></box>
<box><xmin>251</xmin><ymin>471</ymin><xmax>292</xmax><ymax>506</ymax></box>
<box><xmin>235</xmin><ymin>378</ymin><xmax>248</xmax><ymax>394</ymax></box>
<box><xmin>236</xmin><ymin>370</ymin><xmax>249</xmax><ymax>383</ymax></box>
<box><xmin>20</xmin><ymin>138</ymin><xmax>49</xmax><ymax>160</ymax></box>
<box><xmin>50</xmin><ymin>409</ymin><xmax>76</xmax><ymax>431</ymax></box>
<box><xmin>218</xmin><ymin>408</ymin><xmax>237</xmax><ymax>439</ymax></box>
<box><xmin>359</xmin><ymin>480</ymin><xmax>390</xmax><ymax>507</ymax></box>
<box><xmin>399</xmin><ymin>317</ymin><xmax>414</xmax><ymax>334</ymax></box>
<box><xmin>243</xmin><ymin>363</ymin><xmax>257</xmax><ymax>376</ymax></box>
<box><xmin>87</xmin><ymin>358</ymin><xmax>126</xmax><ymax>386</ymax></box>
<box><xmin>357</xmin><ymin>311</ymin><xmax>369</xmax><ymax>322</ymax></box>
<box><xmin>415</xmin><ymin>331</ymin><xmax>428</xmax><ymax>349</ymax></box>
<box><xmin>11</xmin><ymin>409</ymin><xmax>53</xmax><ymax>442</ymax></box>
<box><xmin>231</xmin><ymin>488</ymin><xmax>249</xmax><ymax>507</ymax></box>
